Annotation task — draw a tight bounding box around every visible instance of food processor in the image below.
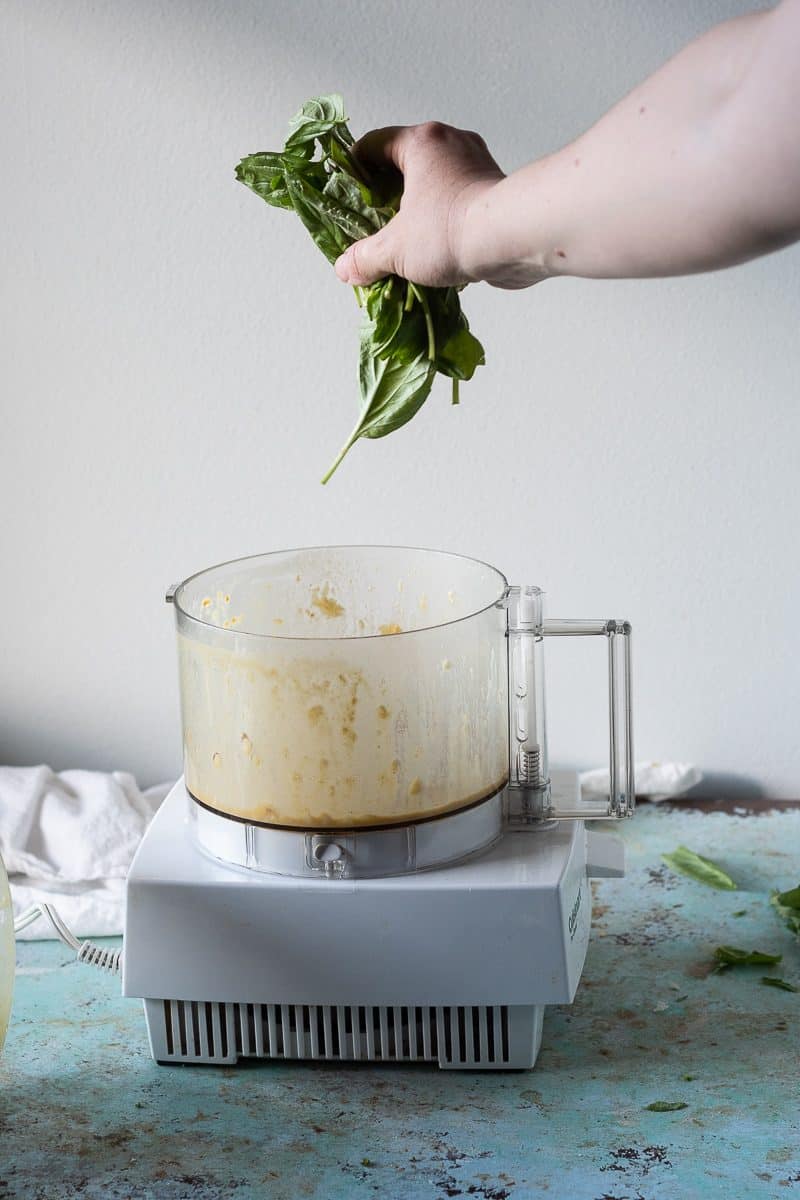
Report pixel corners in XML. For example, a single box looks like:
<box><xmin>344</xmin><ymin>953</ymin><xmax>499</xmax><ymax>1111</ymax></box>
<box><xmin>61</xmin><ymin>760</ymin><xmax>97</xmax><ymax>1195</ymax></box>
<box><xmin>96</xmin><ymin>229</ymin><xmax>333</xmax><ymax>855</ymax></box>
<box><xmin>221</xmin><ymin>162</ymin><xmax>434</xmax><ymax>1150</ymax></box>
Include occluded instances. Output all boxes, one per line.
<box><xmin>123</xmin><ymin>546</ymin><xmax>634</xmax><ymax>1070</ymax></box>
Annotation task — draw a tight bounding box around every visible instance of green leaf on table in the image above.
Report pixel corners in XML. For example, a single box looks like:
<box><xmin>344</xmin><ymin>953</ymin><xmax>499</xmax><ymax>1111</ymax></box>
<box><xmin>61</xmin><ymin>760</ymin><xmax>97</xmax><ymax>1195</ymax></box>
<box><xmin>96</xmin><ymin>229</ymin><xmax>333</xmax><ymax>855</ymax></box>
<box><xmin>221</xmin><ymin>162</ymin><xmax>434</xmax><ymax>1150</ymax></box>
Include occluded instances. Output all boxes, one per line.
<box><xmin>236</xmin><ymin>93</ymin><xmax>485</xmax><ymax>481</ymax></box>
<box><xmin>661</xmin><ymin>846</ymin><xmax>737</xmax><ymax>890</ymax></box>
<box><xmin>771</xmin><ymin>887</ymin><xmax>800</xmax><ymax>937</ymax></box>
<box><xmin>645</xmin><ymin>1101</ymin><xmax>688</xmax><ymax>1112</ymax></box>
<box><xmin>761</xmin><ymin>977</ymin><xmax>799</xmax><ymax>992</ymax></box>
<box><xmin>776</xmin><ymin>885</ymin><xmax>800</xmax><ymax>909</ymax></box>
<box><xmin>713</xmin><ymin>945</ymin><xmax>782</xmax><ymax>971</ymax></box>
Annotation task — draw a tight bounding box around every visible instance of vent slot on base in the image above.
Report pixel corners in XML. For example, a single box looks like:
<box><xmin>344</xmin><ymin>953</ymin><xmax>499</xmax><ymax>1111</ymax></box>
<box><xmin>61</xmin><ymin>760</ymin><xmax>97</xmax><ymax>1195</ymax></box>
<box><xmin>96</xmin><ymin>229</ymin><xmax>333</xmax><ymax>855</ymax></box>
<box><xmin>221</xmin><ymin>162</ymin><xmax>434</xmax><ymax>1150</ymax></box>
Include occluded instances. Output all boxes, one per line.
<box><xmin>145</xmin><ymin>1000</ymin><xmax>543</xmax><ymax>1071</ymax></box>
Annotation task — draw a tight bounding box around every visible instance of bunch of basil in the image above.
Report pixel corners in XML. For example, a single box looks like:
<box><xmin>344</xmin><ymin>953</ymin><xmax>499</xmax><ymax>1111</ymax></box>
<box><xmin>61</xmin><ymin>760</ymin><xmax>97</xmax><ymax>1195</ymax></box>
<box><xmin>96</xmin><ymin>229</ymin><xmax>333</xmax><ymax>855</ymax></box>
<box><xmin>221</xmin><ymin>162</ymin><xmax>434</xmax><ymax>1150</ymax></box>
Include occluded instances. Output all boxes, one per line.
<box><xmin>236</xmin><ymin>94</ymin><xmax>485</xmax><ymax>482</ymax></box>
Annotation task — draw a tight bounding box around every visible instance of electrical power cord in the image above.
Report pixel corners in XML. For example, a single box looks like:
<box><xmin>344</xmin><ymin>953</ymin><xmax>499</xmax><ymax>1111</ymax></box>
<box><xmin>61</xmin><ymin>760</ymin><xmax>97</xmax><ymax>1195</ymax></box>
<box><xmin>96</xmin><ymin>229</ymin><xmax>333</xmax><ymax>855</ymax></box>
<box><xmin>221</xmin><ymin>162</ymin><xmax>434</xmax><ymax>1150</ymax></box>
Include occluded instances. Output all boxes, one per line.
<box><xmin>13</xmin><ymin>903</ymin><xmax>122</xmax><ymax>974</ymax></box>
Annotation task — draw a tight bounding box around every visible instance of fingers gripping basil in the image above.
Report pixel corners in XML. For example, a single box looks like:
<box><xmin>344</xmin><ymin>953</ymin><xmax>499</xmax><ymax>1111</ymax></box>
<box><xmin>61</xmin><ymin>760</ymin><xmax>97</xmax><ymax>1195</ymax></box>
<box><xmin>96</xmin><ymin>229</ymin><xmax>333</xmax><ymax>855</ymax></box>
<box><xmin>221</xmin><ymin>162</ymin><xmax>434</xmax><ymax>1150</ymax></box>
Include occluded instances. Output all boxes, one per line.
<box><xmin>236</xmin><ymin>93</ymin><xmax>485</xmax><ymax>481</ymax></box>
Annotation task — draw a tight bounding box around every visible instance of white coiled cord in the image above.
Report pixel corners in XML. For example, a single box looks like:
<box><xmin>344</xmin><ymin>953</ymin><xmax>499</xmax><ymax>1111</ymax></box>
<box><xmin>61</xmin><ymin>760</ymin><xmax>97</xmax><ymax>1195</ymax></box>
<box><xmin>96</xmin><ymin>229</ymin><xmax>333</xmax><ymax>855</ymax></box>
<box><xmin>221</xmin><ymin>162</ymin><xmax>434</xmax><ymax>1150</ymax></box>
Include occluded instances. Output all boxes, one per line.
<box><xmin>13</xmin><ymin>903</ymin><xmax>123</xmax><ymax>974</ymax></box>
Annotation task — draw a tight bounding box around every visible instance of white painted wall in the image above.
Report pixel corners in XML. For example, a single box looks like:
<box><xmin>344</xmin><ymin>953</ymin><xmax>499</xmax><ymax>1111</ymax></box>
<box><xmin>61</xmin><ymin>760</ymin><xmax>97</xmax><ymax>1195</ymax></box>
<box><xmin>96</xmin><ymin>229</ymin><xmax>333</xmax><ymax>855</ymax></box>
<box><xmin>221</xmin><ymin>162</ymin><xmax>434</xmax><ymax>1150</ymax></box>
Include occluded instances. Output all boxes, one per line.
<box><xmin>2</xmin><ymin>0</ymin><xmax>798</xmax><ymax>796</ymax></box>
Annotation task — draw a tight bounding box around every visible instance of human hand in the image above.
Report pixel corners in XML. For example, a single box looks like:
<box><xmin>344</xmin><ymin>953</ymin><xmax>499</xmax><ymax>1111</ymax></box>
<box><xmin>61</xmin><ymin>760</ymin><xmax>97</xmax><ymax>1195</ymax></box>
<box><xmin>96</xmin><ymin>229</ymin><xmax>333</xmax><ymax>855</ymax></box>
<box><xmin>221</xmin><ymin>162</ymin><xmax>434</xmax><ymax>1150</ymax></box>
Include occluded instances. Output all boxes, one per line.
<box><xmin>334</xmin><ymin>121</ymin><xmax>522</xmax><ymax>289</ymax></box>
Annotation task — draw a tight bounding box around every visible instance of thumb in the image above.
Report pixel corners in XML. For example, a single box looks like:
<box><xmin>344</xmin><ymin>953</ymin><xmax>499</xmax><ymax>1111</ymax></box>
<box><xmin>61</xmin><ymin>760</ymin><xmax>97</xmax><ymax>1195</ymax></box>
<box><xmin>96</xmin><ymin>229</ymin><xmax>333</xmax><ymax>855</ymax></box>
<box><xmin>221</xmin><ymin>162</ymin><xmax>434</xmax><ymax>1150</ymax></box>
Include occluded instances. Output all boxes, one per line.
<box><xmin>335</xmin><ymin>226</ymin><xmax>397</xmax><ymax>286</ymax></box>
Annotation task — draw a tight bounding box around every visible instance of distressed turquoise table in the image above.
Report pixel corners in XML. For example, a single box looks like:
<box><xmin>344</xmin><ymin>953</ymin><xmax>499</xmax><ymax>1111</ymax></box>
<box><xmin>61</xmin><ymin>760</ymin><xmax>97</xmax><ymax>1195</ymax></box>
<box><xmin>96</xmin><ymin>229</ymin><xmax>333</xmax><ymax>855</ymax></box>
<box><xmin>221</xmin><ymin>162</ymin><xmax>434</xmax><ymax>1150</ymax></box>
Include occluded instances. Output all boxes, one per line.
<box><xmin>2</xmin><ymin>803</ymin><xmax>799</xmax><ymax>1200</ymax></box>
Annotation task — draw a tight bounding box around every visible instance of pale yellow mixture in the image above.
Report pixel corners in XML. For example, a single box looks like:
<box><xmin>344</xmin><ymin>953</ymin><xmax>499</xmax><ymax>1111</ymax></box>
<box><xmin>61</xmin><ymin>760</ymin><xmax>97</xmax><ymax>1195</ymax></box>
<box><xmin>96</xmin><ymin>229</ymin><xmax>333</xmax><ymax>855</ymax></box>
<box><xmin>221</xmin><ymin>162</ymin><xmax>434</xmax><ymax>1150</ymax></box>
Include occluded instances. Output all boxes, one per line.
<box><xmin>178</xmin><ymin>581</ymin><xmax>508</xmax><ymax>828</ymax></box>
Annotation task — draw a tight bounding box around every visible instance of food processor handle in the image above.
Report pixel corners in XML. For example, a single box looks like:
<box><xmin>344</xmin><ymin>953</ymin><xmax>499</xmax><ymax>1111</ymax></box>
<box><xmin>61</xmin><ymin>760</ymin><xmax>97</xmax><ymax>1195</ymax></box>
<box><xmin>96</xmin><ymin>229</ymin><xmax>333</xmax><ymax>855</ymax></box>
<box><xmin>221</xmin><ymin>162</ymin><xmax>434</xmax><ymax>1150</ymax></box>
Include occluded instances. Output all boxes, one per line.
<box><xmin>541</xmin><ymin>618</ymin><xmax>634</xmax><ymax>818</ymax></box>
<box><xmin>506</xmin><ymin>588</ymin><xmax>633</xmax><ymax>821</ymax></box>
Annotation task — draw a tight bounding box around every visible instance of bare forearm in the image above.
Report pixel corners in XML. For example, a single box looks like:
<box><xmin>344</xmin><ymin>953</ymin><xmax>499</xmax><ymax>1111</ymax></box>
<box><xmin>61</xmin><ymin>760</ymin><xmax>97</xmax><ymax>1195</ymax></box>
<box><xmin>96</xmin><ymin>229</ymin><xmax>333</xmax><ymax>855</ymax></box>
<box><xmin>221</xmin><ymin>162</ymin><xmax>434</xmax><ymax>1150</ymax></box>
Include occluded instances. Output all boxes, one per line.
<box><xmin>336</xmin><ymin>1</ymin><xmax>800</xmax><ymax>291</ymax></box>
<box><xmin>465</xmin><ymin>2</ymin><xmax>800</xmax><ymax>282</ymax></box>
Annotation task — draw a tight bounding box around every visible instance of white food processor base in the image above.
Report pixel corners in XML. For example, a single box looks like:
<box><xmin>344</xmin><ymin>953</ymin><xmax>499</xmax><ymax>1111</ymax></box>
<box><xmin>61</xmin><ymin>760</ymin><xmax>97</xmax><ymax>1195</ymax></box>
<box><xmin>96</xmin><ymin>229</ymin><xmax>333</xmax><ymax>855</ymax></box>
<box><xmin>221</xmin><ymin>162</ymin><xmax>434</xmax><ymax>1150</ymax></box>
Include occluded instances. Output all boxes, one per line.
<box><xmin>123</xmin><ymin>774</ymin><xmax>623</xmax><ymax>1070</ymax></box>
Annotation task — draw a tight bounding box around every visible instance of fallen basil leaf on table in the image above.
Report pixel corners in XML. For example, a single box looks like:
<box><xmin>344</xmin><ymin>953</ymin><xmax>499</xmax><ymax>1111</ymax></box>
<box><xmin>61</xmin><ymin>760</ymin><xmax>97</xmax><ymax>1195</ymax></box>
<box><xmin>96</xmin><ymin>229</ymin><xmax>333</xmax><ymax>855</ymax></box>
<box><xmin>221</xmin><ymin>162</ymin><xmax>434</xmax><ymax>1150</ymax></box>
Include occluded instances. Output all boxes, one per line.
<box><xmin>661</xmin><ymin>846</ymin><xmax>737</xmax><ymax>890</ymax></box>
<box><xmin>236</xmin><ymin>93</ymin><xmax>485</xmax><ymax>482</ymax></box>
<box><xmin>713</xmin><ymin>945</ymin><xmax>782</xmax><ymax>971</ymax></box>
<box><xmin>760</xmin><ymin>977</ymin><xmax>799</xmax><ymax>992</ymax></box>
<box><xmin>645</xmin><ymin>1101</ymin><xmax>688</xmax><ymax>1112</ymax></box>
<box><xmin>776</xmin><ymin>884</ymin><xmax>800</xmax><ymax>909</ymax></box>
<box><xmin>771</xmin><ymin>887</ymin><xmax>800</xmax><ymax>937</ymax></box>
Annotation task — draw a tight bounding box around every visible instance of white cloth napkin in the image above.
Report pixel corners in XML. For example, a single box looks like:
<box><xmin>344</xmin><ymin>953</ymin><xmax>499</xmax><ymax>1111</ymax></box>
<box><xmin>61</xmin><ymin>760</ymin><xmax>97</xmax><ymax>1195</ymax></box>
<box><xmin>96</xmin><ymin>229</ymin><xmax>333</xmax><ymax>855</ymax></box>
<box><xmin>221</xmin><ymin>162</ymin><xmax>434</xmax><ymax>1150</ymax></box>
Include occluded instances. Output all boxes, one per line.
<box><xmin>580</xmin><ymin>760</ymin><xmax>702</xmax><ymax>802</ymax></box>
<box><xmin>0</xmin><ymin>766</ymin><xmax>172</xmax><ymax>939</ymax></box>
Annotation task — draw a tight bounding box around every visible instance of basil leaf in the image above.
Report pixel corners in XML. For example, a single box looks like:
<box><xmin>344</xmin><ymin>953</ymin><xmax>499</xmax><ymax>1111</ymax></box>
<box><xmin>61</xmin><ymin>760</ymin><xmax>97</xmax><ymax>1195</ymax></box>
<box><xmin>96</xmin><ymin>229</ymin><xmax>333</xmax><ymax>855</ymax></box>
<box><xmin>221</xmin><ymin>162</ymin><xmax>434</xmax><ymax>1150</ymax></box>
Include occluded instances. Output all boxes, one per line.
<box><xmin>661</xmin><ymin>846</ymin><xmax>737</xmax><ymax>890</ymax></box>
<box><xmin>713</xmin><ymin>945</ymin><xmax>782</xmax><ymax>968</ymax></box>
<box><xmin>235</xmin><ymin>93</ymin><xmax>485</xmax><ymax>480</ymax></box>
<box><xmin>771</xmin><ymin>889</ymin><xmax>800</xmax><ymax>937</ymax></box>
<box><xmin>358</xmin><ymin>353</ymin><xmax>436</xmax><ymax>440</ymax></box>
<box><xmin>436</xmin><ymin>325</ymin><xmax>486</xmax><ymax>381</ymax></box>
<box><xmin>321</xmin><ymin>325</ymin><xmax>435</xmax><ymax>483</ymax></box>
<box><xmin>761</xmin><ymin>977</ymin><xmax>799</xmax><ymax>992</ymax></box>
<box><xmin>356</xmin><ymin>332</ymin><xmax>436</xmax><ymax>440</ymax></box>
<box><xmin>369</xmin><ymin>280</ymin><xmax>405</xmax><ymax>356</ymax></box>
<box><xmin>322</xmin><ymin>172</ymin><xmax>384</xmax><ymax>236</ymax></box>
<box><xmin>284</xmin><ymin>175</ymin><xmax>350</xmax><ymax>263</ymax></box>
<box><xmin>235</xmin><ymin>153</ymin><xmax>294</xmax><ymax>210</ymax></box>
<box><xmin>323</xmin><ymin>135</ymin><xmax>389</xmax><ymax>208</ymax></box>
<box><xmin>645</xmin><ymin>1101</ymin><xmax>688</xmax><ymax>1112</ymax></box>
<box><xmin>285</xmin><ymin>93</ymin><xmax>348</xmax><ymax>150</ymax></box>
<box><xmin>373</xmin><ymin>302</ymin><xmax>429</xmax><ymax>366</ymax></box>
<box><xmin>776</xmin><ymin>885</ymin><xmax>800</xmax><ymax>910</ymax></box>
